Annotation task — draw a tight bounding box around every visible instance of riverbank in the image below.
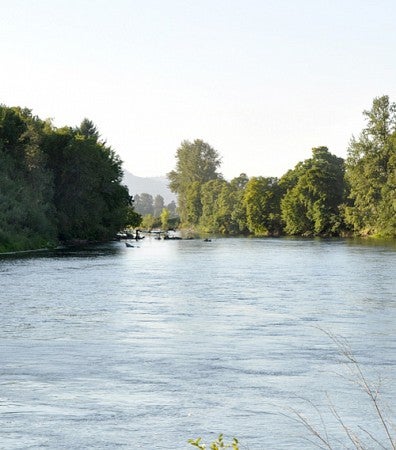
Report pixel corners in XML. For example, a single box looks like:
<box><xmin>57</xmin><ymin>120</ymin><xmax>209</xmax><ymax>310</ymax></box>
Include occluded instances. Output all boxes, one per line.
<box><xmin>0</xmin><ymin>238</ymin><xmax>111</xmax><ymax>256</ymax></box>
<box><xmin>0</xmin><ymin>245</ymin><xmax>70</xmax><ymax>256</ymax></box>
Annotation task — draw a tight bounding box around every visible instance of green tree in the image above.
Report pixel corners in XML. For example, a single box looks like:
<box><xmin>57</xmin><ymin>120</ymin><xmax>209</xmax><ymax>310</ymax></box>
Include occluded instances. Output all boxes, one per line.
<box><xmin>185</xmin><ymin>181</ymin><xmax>203</xmax><ymax>225</ymax></box>
<box><xmin>168</xmin><ymin>139</ymin><xmax>222</xmax><ymax>225</ymax></box>
<box><xmin>77</xmin><ymin>118</ymin><xmax>99</xmax><ymax>140</ymax></box>
<box><xmin>126</xmin><ymin>206</ymin><xmax>142</xmax><ymax>228</ymax></box>
<box><xmin>229</xmin><ymin>173</ymin><xmax>249</xmax><ymax>234</ymax></box>
<box><xmin>141</xmin><ymin>213</ymin><xmax>155</xmax><ymax>230</ymax></box>
<box><xmin>160</xmin><ymin>208</ymin><xmax>170</xmax><ymax>230</ymax></box>
<box><xmin>153</xmin><ymin>194</ymin><xmax>165</xmax><ymax>217</ymax></box>
<box><xmin>281</xmin><ymin>147</ymin><xmax>345</xmax><ymax>236</ymax></box>
<box><xmin>0</xmin><ymin>106</ymin><xmax>135</xmax><ymax>251</ymax></box>
<box><xmin>134</xmin><ymin>193</ymin><xmax>154</xmax><ymax>216</ymax></box>
<box><xmin>216</xmin><ymin>182</ymin><xmax>236</xmax><ymax>234</ymax></box>
<box><xmin>200</xmin><ymin>176</ymin><xmax>248</xmax><ymax>235</ymax></box>
<box><xmin>243</xmin><ymin>176</ymin><xmax>282</xmax><ymax>236</ymax></box>
<box><xmin>166</xmin><ymin>200</ymin><xmax>178</xmax><ymax>218</ymax></box>
<box><xmin>0</xmin><ymin>105</ymin><xmax>29</xmax><ymax>162</ymax></box>
<box><xmin>0</xmin><ymin>106</ymin><xmax>56</xmax><ymax>251</ymax></box>
<box><xmin>199</xmin><ymin>179</ymin><xmax>228</xmax><ymax>233</ymax></box>
<box><xmin>345</xmin><ymin>95</ymin><xmax>396</xmax><ymax>236</ymax></box>
<box><xmin>41</xmin><ymin>121</ymin><xmax>130</xmax><ymax>241</ymax></box>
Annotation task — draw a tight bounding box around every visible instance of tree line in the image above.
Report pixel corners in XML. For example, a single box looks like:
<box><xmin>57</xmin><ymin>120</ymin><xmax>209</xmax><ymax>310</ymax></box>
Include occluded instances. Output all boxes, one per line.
<box><xmin>168</xmin><ymin>96</ymin><xmax>396</xmax><ymax>238</ymax></box>
<box><xmin>0</xmin><ymin>106</ymin><xmax>140</xmax><ymax>252</ymax></box>
<box><xmin>133</xmin><ymin>193</ymin><xmax>178</xmax><ymax>229</ymax></box>
<box><xmin>1</xmin><ymin>95</ymin><xmax>394</xmax><ymax>253</ymax></box>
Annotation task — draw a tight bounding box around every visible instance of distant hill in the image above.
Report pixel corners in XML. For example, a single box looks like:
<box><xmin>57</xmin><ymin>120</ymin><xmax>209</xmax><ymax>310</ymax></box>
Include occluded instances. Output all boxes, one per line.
<box><xmin>123</xmin><ymin>170</ymin><xmax>177</xmax><ymax>205</ymax></box>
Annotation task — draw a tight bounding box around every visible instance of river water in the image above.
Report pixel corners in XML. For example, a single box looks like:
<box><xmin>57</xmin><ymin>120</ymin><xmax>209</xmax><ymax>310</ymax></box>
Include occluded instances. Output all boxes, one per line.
<box><xmin>0</xmin><ymin>237</ymin><xmax>395</xmax><ymax>449</ymax></box>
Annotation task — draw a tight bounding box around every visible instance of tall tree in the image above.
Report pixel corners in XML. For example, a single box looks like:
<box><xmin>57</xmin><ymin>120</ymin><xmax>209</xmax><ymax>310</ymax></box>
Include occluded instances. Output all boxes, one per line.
<box><xmin>281</xmin><ymin>147</ymin><xmax>345</xmax><ymax>236</ymax></box>
<box><xmin>229</xmin><ymin>173</ymin><xmax>249</xmax><ymax>234</ymax></box>
<box><xmin>185</xmin><ymin>181</ymin><xmax>203</xmax><ymax>225</ymax></box>
<box><xmin>42</xmin><ymin>122</ymin><xmax>130</xmax><ymax>241</ymax></box>
<box><xmin>201</xmin><ymin>175</ymin><xmax>250</xmax><ymax>235</ymax></box>
<box><xmin>134</xmin><ymin>193</ymin><xmax>154</xmax><ymax>216</ymax></box>
<box><xmin>77</xmin><ymin>118</ymin><xmax>100</xmax><ymax>140</ymax></box>
<box><xmin>243</xmin><ymin>177</ymin><xmax>282</xmax><ymax>236</ymax></box>
<box><xmin>199</xmin><ymin>179</ymin><xmax>228</xmax><ymax>233</ymax></box>
<box><xmin>0</xmin><ymin>106</ymin><xmax>56</xmax><ymax>251</ymax></box>
<box><xmin>168</xmin><ymin>139</ymin><xmax>222</xmax><ymax>225</ymax></box>
<box><xmin>345</xmin><ymin>95</ymin><xmax>396</xmax><ymax>236</ymax></box>
<box><xmin>166</xmin><ymin>200</ymin><xmax>178</xmax><ymax>218</ymax></box>
<box><xmin>160</xmin><ymin>208</ymin><xmax>170</xmax><ymax>231</ymax></box>
<box><xmin>0</xmin><ymin>106</ymin><xmax>136</xmax><ymax>251</ymax></box>
<box><xmin>153</xmin><ymin>194</ymin><xmax>165</xmax><ymax>217</ymax></box>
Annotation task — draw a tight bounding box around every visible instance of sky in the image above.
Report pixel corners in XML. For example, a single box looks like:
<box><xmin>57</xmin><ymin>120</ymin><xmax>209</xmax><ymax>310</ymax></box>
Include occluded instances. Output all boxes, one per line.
<box><xmin>1</xmin><ymin>0</ymin><xmax>396</xmax><ymax>180</ymax></box>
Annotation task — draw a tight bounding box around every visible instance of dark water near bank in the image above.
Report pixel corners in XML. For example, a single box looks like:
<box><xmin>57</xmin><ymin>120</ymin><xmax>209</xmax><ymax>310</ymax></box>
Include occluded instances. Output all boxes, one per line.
<box><xmin>0</xmin><ymin>237</ymin><xmax>395</xmax><ymax>449</ymax></box>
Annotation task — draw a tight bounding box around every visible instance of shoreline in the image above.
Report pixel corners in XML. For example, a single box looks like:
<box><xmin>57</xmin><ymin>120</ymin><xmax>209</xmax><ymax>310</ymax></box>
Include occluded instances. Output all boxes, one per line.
<box><xmin>0</xmin><ymin>247</ymin><xmax>54</xmax><ymax>256</ymax></box>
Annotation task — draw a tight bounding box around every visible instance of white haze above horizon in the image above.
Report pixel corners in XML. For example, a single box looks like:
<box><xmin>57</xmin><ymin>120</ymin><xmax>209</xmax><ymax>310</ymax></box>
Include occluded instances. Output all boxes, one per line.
<box><xmin>1</xmin><ymin>0</ymin><xmax>395</xmax><ymax>180</ymax></box>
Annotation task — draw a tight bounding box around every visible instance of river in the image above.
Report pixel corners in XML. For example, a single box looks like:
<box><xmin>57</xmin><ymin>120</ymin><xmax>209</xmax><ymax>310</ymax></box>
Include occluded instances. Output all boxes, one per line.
<box><xmin>0</xmin><ymin>237</ymin><xmax>395</xmax><ymax>449</ymax></box>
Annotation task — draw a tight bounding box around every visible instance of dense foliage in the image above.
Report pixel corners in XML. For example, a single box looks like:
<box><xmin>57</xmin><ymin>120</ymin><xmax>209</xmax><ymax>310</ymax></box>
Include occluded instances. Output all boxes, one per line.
<box><xmin>168</xmin><ymin>139</ymin><xmax>222</xmax><ymax>225</ymax></box>
<box><xmin>344</xmin><ymin>96</ymin><xmax>396</xmax><ymax>236</ymax></box>
<box><xmin>280</xmin><ymin>147</ymin><xmax>346</xmax><ymax>236</ymax></box>
<box><xmin>133</xmin><ymin>193</ymin><xmax>177</xmax><ymax>219</ymax></box>
<box><xmin>0</xmin><ymin>106</ymin><xmax>137</xmax><ymax>252</ymax></box>
<box><xmin>2</xmin><ymin>95</ymin><xmax>394</xmax><ymax>251</ymax></box>
<box><xmin>168</xmin><ymin>96</ymin><xmax>395</xmax><ymax>237</ymax></box>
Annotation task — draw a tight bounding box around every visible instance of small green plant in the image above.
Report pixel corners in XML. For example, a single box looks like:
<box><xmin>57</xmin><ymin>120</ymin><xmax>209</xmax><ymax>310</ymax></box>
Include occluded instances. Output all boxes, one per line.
<box><xmin>188</xmin><ymin>434</ymin><xmax>239</xmax><ymax>450</ymax></box>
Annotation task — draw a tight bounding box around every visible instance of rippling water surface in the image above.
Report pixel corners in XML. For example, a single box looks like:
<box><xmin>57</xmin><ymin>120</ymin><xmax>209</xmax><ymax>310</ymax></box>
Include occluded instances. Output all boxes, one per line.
<box><xmin>0</xmin><ymin>237</ymin><xmax>395</xmax><ymax>449</ymax></box>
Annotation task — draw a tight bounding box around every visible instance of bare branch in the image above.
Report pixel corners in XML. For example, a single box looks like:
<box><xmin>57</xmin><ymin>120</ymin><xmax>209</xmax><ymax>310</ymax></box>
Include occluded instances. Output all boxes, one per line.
<box><xmin>357</xmin><ymin>425</ymin><xmax>388</xmax><ymax>450</ymax></box>
<box><xmin>318</xmin><ymin>328</ymin><xmax>396</xmax><ymax>450</ymax></box>
<box><xmin>327</xmin><ymin>394</ymin><xmax>364</xmax><ymax>450</ymax></box>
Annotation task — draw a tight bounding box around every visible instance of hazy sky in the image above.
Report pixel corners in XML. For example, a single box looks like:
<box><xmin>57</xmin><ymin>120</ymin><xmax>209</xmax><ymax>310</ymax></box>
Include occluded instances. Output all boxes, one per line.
<box><xmin>1</xmin><ymin>0</ymin><xmax>395</xmax><ymax>179</ymax></box>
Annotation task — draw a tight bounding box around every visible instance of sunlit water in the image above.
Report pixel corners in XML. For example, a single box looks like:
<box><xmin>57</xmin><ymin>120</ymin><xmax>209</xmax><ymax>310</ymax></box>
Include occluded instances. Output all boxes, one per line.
<box><xmin>0</xmin><ymin>237</ymin><xmax>395</xmax><ymax>449</ymax></box>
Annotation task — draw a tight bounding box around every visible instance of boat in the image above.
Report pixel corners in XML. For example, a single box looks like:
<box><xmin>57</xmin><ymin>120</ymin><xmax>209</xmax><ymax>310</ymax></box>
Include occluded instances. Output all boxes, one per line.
<box><xmin>125</xmin><ymin>242</ymin><xmax>134</xmax><ymax>248</ymax></box>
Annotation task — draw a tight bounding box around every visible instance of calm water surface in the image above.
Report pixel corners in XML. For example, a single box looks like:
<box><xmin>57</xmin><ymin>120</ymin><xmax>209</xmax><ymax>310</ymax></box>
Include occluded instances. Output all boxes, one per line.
<box><xmin>0</xmin><ymin>237</ymin><xmax>395</xmax><ymax>449</ymax></box>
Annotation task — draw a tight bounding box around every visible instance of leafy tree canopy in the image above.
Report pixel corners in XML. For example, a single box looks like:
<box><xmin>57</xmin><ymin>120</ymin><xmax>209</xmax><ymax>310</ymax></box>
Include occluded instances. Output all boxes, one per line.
<box><xmin>168</xmin><ymin>139</ymin><xmax>222</xmax><ymax>225</ymax></box>
<box><xmin>280</xmin><ymin>147</ymin><xmax>346</xmax><ymax>236</ymax></box>
<box><xmin>345</xmin><ymin>95</ymin><xmax>396</xmax><ymax>236</ymax></box>
<box><xmin>0</xmin><ymin>104</ymin><xmax>136</xmax><ymax>251</ymax></box>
